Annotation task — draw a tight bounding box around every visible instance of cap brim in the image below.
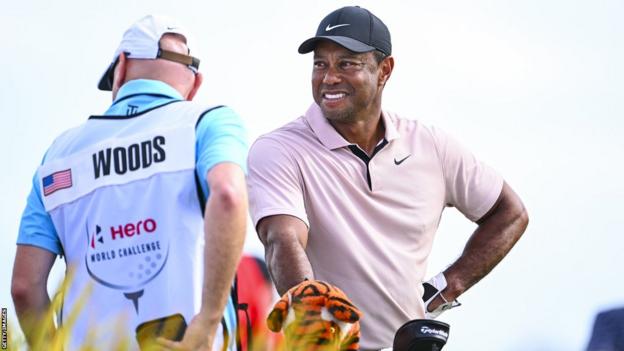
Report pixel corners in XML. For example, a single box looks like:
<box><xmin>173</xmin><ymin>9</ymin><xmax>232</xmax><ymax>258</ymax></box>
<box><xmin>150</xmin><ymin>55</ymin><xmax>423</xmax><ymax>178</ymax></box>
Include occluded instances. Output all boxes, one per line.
<box><xmin>97</xmin><ymin>61</ymin><xmax>116</xmax><ymax>91</ymax></box>
<box><xmin>298</xmin><ymin>36</ymin><xmax>376</xmax><ymax>54</ymax></box>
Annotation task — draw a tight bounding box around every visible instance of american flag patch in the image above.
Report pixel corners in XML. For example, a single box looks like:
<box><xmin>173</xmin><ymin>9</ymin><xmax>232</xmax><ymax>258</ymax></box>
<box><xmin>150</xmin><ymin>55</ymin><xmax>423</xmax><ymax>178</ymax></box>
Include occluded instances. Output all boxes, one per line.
<box><xmin>42</xmin><ymin>169</ymin><xmax>73</xmax><ymax>196</ymax></box>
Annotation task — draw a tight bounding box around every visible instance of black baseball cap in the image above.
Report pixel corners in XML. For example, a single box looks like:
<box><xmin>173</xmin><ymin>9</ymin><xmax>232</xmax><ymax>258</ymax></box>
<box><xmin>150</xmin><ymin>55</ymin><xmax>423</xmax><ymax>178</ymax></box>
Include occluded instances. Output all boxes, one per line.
<box><xmin>298</xmin><ymin>6</ymin><xmax>392</xmax><ymax>56</ymax></box>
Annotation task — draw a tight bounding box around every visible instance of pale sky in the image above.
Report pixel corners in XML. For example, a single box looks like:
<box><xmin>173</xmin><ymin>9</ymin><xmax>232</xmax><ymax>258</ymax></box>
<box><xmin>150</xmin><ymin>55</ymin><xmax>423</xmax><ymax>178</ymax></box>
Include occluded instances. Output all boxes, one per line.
<box><xmin>1</xmin><ymin>1</ymin><xmax>623</xmax><ymax>350</ymax></box>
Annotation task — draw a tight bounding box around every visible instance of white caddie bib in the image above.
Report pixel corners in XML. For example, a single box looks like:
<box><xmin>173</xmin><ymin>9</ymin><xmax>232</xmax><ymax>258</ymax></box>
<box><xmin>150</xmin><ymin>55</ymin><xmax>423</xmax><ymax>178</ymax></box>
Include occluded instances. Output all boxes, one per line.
<box><xmin>37</xmin><ymin>102</ymin><xmax>231</xmax><ymax>350</ymax></box>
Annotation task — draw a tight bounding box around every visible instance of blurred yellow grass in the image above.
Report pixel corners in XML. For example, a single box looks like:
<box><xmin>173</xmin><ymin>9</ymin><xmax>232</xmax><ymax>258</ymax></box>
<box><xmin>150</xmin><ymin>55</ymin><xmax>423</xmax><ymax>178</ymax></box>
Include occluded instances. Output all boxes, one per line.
<box><xmin>10</xmin><ymin>270</ymin><xmax>132</xmax><ymax>351</ymax></box>
<box><xmin>10</xmin><ymin>270</ymin><xmax>286</xmax><ymax>351</ymax></box>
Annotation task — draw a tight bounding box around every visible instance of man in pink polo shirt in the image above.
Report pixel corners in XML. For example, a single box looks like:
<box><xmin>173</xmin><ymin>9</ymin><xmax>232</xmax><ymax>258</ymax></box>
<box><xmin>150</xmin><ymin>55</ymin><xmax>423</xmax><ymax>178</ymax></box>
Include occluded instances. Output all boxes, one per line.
<box><xmin>247</xmin><ymin>6</ymin><xmax>529</xmax><ymax>350</ymax></box>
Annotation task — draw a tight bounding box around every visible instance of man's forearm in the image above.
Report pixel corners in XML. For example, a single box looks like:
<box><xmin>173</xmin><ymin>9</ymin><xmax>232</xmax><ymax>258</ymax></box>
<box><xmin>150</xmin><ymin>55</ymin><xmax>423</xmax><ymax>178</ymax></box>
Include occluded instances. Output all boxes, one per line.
<box><xmin>14</xmin><ymin>292</ymin><xmax>55</xmax><ymax>346</ymax></box>
<box><xmin>12</xmin><ymin>245</ymin><xmax>57</xmax><ymax>346</ymax></box>
<box><xmin>199</xmin><ymin>183</ymin><xmax>247</xmax><ymax>329</ymax></box>
<box><xmin>266</xmin><ymin>237</ymin><xmax>314</xmax><ymax>295</ymax></box>
<box><xmin>443</xmin><ymin>182</ymin><xmax>529</xmax><ymax>299</ymax></box>
<box><xmin>258</xmin><ymin>215</ymin><xmax>314</xmax><ymax>295</ymax></box>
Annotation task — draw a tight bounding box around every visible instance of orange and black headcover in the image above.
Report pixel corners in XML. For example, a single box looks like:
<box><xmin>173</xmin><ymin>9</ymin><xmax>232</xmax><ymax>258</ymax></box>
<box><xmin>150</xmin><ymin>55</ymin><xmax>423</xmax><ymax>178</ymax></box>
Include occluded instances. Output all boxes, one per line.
<box><xmin>267</xmin><ymin>279</ymin><xmax>362</xmax><ymax>351</ymax></box>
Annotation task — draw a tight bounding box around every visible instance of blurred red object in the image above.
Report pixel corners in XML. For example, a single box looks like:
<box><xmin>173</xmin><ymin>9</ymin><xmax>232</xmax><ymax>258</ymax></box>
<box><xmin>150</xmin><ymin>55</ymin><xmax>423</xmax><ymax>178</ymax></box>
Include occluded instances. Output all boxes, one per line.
<box><xmin>236</xmin><ymin>255</ymin><xmax>284</xmax><ymax>351</ymax></box>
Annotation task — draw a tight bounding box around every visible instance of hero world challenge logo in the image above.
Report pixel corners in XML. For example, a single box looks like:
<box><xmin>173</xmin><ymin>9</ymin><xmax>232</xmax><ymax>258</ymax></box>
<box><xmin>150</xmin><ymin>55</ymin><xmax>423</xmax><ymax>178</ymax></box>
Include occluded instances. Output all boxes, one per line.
<box><xmin>85</xmin><ymin>217</ymin><xmax>169</xmax><ymax>312</ymax></box>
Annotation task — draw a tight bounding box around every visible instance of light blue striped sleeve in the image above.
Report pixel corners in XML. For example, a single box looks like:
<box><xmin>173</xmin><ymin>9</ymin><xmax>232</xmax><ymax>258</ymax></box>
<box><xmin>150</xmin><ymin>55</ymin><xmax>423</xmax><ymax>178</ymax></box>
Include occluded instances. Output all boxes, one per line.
<box><xmin>195</xmin><ymin>106</ymin><xmax>248</xmax><ymax>198</ymax></box>
<box><xmin>17</xmin><ymin>172</ymin><xmax>63</xmax><ymax>255</ymax></box>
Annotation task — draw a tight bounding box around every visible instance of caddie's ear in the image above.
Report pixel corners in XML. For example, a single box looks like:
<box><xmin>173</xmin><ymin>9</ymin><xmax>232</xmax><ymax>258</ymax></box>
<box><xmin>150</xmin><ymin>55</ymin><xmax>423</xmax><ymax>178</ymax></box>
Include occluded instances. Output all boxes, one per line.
<box><xmin>327</xmin><ymin>286</ymin><xmax>362</xmax><ymax>323</ymax></box>
<box><xmin>186</xmin><ymin>72</ymin><xmax>203</xmax><ymax>101</ymax></box>
<box><xmin>112</xmin><ymin>53</ymin><xmax>128</xmax><ymax>101</ymax></box>
<box><xmin>267</xmin><ymin>293</ymin><xmax>291</xmax><ymax>332</ymax></box>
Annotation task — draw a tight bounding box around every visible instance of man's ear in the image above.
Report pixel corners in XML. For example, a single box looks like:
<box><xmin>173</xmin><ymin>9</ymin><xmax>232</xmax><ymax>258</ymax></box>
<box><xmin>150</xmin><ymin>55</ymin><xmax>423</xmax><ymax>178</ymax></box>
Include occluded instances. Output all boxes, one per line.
<box><xmin>112</xmin><ymin>53</ymin><xmax>128</xmax><ymax>100</ymax></box>
<box><xmin>378</xmin><ymin>55</ymin><xmax>394</xmax><ymax>87</ymax></box>
<box><xmin>186</xmin><ymin>72</ymin><xmax>203</xmax><ymax>101</ymax></box>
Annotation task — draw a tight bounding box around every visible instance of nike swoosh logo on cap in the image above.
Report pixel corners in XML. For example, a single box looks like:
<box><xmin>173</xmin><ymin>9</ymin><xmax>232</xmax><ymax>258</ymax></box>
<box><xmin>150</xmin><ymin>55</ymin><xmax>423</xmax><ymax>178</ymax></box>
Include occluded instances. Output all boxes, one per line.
<box><xmin>325</xmin><ymin>23</ymin><xmax>350</xmax><ymax>31</ymax></box>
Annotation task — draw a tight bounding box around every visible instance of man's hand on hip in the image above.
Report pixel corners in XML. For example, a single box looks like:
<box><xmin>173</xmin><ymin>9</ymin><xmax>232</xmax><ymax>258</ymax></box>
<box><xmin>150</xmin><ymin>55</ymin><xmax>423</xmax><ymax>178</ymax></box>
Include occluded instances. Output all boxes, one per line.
<box><xmin>422</xmin><ymin>272</ymin><xmax>461</xmax><ymax>319</ymax></box>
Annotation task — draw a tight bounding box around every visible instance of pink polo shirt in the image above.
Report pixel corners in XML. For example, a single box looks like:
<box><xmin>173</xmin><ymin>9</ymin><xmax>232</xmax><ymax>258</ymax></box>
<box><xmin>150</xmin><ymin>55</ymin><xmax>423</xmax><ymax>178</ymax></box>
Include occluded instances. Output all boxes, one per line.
<box><xmin>247</xmin><ymin>103</ymin><xmax>503</xmax><ymax>350</ymax></box>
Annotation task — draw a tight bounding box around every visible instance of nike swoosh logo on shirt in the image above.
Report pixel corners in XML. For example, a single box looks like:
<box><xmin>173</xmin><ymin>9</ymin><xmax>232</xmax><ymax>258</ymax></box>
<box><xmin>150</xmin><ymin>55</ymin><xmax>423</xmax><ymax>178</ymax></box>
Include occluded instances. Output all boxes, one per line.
<box><xmin>325</xmin><ymin>23</ymin><xmax>350</xmax><ymax>31</ymax></box>
<box><xmin>394</xmin><ymin>155</ymin><xmax>411</xmax><ymax>165</ymax></box>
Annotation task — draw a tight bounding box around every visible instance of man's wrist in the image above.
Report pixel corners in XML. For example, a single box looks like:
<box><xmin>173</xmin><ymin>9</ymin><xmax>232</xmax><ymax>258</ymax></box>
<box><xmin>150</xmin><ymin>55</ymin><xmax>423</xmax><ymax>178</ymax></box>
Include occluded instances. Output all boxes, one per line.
<box><xmin>426</xmin><ymin>294</ymin><xmax>445</xmax><ymax>312</ymax></box>
<box><xmin>440</xmin><ymin>270</ymin><xmax>464</xmax><ymax>301</ymax></box>
<box><xmin>440</xmin><ymin>287</ymin><xmax>460</xmax><ymax>302</ymax></box>
<box><xmin>197</xmin><ymin>308</ymin><xmax>223</xmax><ymax>327</ymax></box>
<box><xmin>422</xmin><ymin>271</ymin><xmax>462</xmax><ymax>318</ymax></box>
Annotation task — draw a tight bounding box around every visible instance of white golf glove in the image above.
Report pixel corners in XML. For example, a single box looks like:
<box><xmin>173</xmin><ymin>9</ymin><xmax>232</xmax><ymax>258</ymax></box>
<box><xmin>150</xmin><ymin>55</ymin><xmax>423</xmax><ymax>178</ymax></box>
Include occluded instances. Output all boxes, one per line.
<box><xmin>422</xmin><ymin>272</ymin><xmax>461</xmax><ymax>319</ymax></box>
